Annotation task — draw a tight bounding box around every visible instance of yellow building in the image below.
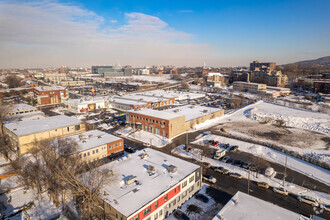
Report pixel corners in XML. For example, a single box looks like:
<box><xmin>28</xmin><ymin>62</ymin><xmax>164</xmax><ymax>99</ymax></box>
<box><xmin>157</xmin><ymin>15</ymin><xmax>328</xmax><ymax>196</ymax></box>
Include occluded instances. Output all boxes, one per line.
<box><xmin>233</xmin><ymin>81</ymin><xmax>267</xmax><ymax>93</ymax></box>
<box><xmin>4</xmin><ymin>115</ymin><xmax>86</xmax><ymax>155</ymax></box>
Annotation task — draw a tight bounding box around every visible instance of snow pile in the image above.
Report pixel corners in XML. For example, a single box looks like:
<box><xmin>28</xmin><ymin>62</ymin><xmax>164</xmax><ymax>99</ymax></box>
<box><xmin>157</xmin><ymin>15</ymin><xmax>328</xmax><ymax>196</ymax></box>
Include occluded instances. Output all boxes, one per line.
<box><xmin>248</xmin><ymin>102</ymin><xmax>330</xmax><ymax>134</ymax></box>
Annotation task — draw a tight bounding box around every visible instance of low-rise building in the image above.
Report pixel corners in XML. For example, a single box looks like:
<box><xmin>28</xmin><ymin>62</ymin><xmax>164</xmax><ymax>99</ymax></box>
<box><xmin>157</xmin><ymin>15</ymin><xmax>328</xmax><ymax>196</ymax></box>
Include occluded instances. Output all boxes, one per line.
<box><xmin>128</xmin><ymin>105</ymin><xmax>224</xmax><ymax>138</ymax></box>
<box><xmin>204</xmin><ymin>72</ymin><xmax>226</xmax><ymax>87</ymax></box>
<box><xmin>96</xmin><ymin>149</ymin><xmax>202</xmax><ymax>220</ymax></box>
<box><xmin>33</xmin><ymin>86</ymin><xmax>68</xmax><ymax>106</ymax></box>
<box><xmin>7</xmin><ymin>104</ymin><xmax>45</xmax><ymax>119</ymax></box>
<box><xmin>250</xmin><ymin>70</ymin><xmax>288</xmax><ymax>87</ymax></box>
<box><xmin>64</xmin><ymin>130</ymin><xmax>124</xmax><ymax>162</ymax></box>
<box><xmin>60</xmin><ymin>80</ymin><xmax>86</xmax><ymax>87</ymax></box>
<box><xmin>233</xmin><ymin>81</ymin><xmax>267</xmax><ymax>93</ymax></box>
<box><xmin>64</xmin><ymin>98</ymin><xmax>109</xmax><ymax>113</ymax></box>
<box><xmin>3</xmin><ymin>115</ymin><xmax>85</xmax><ymax>155</ymax></box>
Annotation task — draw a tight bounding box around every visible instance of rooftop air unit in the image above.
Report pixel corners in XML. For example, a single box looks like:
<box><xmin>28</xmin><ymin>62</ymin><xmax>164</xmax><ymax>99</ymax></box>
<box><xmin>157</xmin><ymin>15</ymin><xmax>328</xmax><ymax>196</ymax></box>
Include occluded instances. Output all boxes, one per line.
<box><xmin>174</xmin><ymin>109</ymin><xmax>180</xmax><ymax>113</ymax></box>
<box><xmin>168</xmin><ymin>165</ymin><xmax>177</xmax><ymax>173</ymax></box>
<box><xmin>125</xmin><ymin>176</ymin><xmax>137</xmax><ymax>185</ymax></box>
<box><xmin>147</xmin><ymin>165</ymin><xmax>155</xmax><ymax>172</ymax></box>
<box><xmin>203</xmin><ymin>110</ymin><xmax>208</xmax><ymax>113</ymax></box>
<box><xmin>79</xmin><ymin>135</ymin><xmax>87</xmax><ymax>140</ymax></box>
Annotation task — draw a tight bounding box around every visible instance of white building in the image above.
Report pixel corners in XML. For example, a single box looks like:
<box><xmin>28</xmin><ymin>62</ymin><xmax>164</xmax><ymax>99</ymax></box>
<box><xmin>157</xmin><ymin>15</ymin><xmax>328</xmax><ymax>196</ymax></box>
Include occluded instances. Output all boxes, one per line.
<box><xmin>138</xmin><ymin>69</ymin><xmax>150</xmax><ymax>75</ymax></box>
<box><xmin>64</xmin><ymin>97</ymin><xmax>109</xmax><ymax>113</ymax></box>
<box><xmin>95</xmin><ymin>149</ymin><xmax>202</xmax><ymax>220</ymax></box>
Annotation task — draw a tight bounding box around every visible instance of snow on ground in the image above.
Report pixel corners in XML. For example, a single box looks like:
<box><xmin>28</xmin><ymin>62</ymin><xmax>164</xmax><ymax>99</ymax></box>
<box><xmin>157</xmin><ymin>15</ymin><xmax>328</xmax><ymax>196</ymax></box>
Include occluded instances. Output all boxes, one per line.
<box><xmin>131</xmin><ymin>75</ymin><xmax>179</xmax><ymax>84</ymax></box>
<box><xmin>248</xmin><ymin>102</ymin><xmax>329</xmax><ymax>134</ymax></box>
<box><xmin>212</xmin><ymin>191</ymin><xmax>308</xmax><ymax>220</ymax></box>
<box><xmin>167</xmin><ymin>184</ymin><xmax>220</xmax><ymax>220</ymax></box>
<box><xmin>171</xmin><ymin>144</ymin><xmax>330</xmax><ymax>205</ymax></box>
<box><xmin>0</xmin><ymin>188</ymin><xmax>62</xmax><ymax>219</ymax></box>
<box><xmin>97</xmin><ymin>123</ymin><xmax>113</xmax><ymax>130</ymax></box>
<box><xmin>192</xmin><ymin>134</ymin><xmax>330</xmax><ymax>186</ymax></box>
<box><xmin>117</xmin><ymin>127</ymin><xmax>170</xmax><ymax>147</ymax></box>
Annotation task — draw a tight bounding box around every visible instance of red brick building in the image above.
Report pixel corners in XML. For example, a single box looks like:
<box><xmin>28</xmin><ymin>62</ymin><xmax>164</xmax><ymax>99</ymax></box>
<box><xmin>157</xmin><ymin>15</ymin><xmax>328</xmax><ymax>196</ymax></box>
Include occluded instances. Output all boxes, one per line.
<box><xmin>33</xmin><ymin>86</ymin><xmax>68</xmax><ymax>106</ymax></box>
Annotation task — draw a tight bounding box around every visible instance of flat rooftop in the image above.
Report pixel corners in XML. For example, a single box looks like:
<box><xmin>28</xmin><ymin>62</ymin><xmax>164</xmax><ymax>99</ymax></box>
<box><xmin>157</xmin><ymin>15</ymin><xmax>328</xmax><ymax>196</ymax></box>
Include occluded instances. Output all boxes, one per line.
<box><xmin>213</xmin><ymin>191</ymin><xmax>307</xmax><ymax>220</ymax></box>
<box><xmin>64</xmin><ymin>130</ymin><xmax>121</xmax><ymax>152</ymax></box>
<box><xmin>130</xmin><ymin>105</ymin><xmax>222</xmax><ymax>121</ymax></box>
<box><xmin>34</xmin><ymin>86</ymin><xmax>66</xmax><ymax>92</ymax></box>
<box><xmin>129</xmin><ymin>108</ymin><xmax>183</xmax><ymax>120</ymax></box>
<box><xmin>99</xmin><ymin>149</ymin><xmax>200</xmax><ymax>217</ymax></box>
<box><xmin>64</xmin><ymin>97</ymin><xmax>106</xmax><ymax>105</ymax></box>
<box><xmin>111</xmin><ymin>98</ymin><xmax>148</xmax><ymax>106</ymax></box>
<box><xmin>10</xmin><ymin>104</ymin><xmax>36</xmax><ymax>112</ymax></box>
<box><xmin>118</xmin><ymin>94</ymin><xmax>167</xmax><ymax>102</ymax></box>
<box><xmin>4</xmin><ymin>115</ymin><xmax>82</xmax><ymax>137</ymax></box>
<box><xmin>164</xmin><ymin>105</ymin><xmax>222</xmax><ymax>121</ymax></box>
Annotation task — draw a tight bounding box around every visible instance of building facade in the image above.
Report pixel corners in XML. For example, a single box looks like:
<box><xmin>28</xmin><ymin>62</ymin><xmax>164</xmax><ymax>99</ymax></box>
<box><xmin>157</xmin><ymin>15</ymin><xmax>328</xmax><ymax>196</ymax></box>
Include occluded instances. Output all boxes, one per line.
<box><xmin>250</xmin><ymin>70</ymin><xmax>288</xmax><ymax>87</ymax></box>
<box><xmin>3</xmin><ymin>115</ymin><xmax>86</xmax><ymax>155</ymax></box>
<box><xmin>92</xmin><ymin>66</ymin><xmax>133</xmax><ymax>77</ymax></box>
<box><xmin>33</xmin><ymin>86</ymin><xmax>68</xmax><ymax>106</ymax></box>
<box><xmin>233</xmin><ymin>81</ymin><xmax>267</xmax><ymax>93</ymax></box>
<box><xmin>250</xmin><ymin>61</ymin><xmax>276</xmax><ymax>71</ymax></box>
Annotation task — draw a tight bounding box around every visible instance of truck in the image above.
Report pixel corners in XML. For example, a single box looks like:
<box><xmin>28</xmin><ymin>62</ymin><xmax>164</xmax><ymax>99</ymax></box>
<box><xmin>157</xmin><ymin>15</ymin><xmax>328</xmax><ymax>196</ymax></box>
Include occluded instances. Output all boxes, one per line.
<box><xmin>213</xmin><ymin>149</ymin><xmax>226</xmax><ymax>160</ymax></box>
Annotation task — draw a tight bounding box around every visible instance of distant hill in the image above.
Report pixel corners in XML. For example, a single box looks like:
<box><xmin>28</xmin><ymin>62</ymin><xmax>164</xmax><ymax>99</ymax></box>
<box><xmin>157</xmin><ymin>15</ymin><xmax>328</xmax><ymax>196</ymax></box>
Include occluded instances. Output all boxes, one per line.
<box><xmin>285</xmin><ymin>56</ymin><xmax>330</xmax><ymax>67</ymax></box>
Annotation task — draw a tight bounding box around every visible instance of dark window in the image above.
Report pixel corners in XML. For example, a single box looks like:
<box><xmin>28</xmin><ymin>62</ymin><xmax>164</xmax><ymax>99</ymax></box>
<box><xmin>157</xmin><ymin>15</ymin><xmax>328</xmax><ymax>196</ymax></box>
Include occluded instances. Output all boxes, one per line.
<box><xmin>155</xmin><ymin>201</ymin><xmax>158</xmax><ymax>208</ymax></box>
<box><xmin>75</xmin><ymin>125</ymin><xmax>80</xmax><ymax>130</ymax></box>
<box><xmin>143</xmin><ymin>206</ymin><xmax>151</xmax><ymax>216</ymax></box>
<box><xmin>67</xmin><ymin>127</ymin><xmax>69</xmax><ymax>131</ymax></box>
<box><xmin>164</xmin><ymin>194</ymin><xmax>168</xmax><ymax>201</ymax></box>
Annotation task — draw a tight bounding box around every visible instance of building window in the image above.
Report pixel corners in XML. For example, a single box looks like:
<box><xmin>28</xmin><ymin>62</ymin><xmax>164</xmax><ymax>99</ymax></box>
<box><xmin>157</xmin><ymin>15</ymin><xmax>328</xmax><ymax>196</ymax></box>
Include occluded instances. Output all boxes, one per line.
<box><xmin>182</xmin><ymin>190</ymin><xmax>187</xmax><ymax>198</ymax></box>
<box><xmin>143</xmin><ymin>206</ymin><xmax>151</xmax><ymax>216</ymax></box>
<box><xmin>164</xmin><ymin>194</ymin><xmax>168</xmax><ymax>201</ymax></box>
<box><xmin>154</xmin><ymin>213</ymin><xmax>158</xmax><ymax>220</ymax></box>
<box><xmin>83</xmin><ymin>153</ymin><xmax>86</xmax><ymax>157</ymax></box>
<box><xmin>75</xmin><ymin>125</ymin><xmax>80</xmax><ymax>130</ymax></box>
<box><xmin>182</xmin><ymin>180</ymin><xmax>187</xmax><ymax>188</ymax></box>
<box><xmin>87</xmin><ymin>152</ymin><xmax>90</xmax><ymax>156</ymax></box>
<box><xmin>67</xmin><ymin>127</ymin><xmax>69</xmax><ymax>132</ymax></box>
<box><xmin>159</xmin><ymin>210</ymin><xmax>163</xmax><ymax>216</ymax></box>
<box><xmin>119</xmin><ymin>142</ymin><xmax>121</xmax><ymax>146</ymax></box>
<box><xmin>155</xmin><ymin>201</ymin><xmax>158</xmax><ymax>208</ymax></box>
<box><xmin>174</xmin><ymin>188</ymin><xmax>176</xmax><ymax>193</ymax></box>
<box><xmin>96</xmin><ymin>149</ymin><xmax>99</xmax><ymax>153</ymax></box>
<box><xmin>189</xmin><ymin>176</ymin><xmax>194</xmax><ymax>183</ymax></box>
<box><xmin>177</xmin><ymin>197</ymin><xmax>180</xmax><ymax>202</ymax></box>
<box><xmin>172</xmin><ymin>199</ymin><xmax>176</xmax><ymax>206</ymax></box>
<box><xmin>92</xmin><ymin>150</ymin><xmax>95</xmax><ymax>154</ymax></box>
<box><xmin>189</xmin><ymin>185</ymin><xmax>194</xmax><ymax>193</ymax></box>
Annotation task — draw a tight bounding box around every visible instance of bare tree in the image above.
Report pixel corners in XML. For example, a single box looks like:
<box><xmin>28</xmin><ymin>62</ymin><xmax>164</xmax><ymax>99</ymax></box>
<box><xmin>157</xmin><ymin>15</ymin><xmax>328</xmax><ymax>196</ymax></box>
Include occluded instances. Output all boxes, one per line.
<box><xmin>5</xmin><ymin>75</ymin><xmax>23</xmax><ymax>88</ymax></box>
<box><xmin>11</xmin><ymin>138</ymin><xmax>115</xmax><ymax>219</ymax></box>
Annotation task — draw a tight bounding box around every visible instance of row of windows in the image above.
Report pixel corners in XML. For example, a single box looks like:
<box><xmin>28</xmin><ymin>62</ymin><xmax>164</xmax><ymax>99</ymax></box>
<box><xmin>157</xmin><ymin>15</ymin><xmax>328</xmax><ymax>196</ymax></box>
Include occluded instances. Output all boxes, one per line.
<box><xmin>131</xmin><ymin>115</ymin><xmax>166</xmax><ymax>126</ymax></box>
<box><xmin>109</xmin><ymin>142</ymin><xmax>121</xmax><ymax>149</ymax></box>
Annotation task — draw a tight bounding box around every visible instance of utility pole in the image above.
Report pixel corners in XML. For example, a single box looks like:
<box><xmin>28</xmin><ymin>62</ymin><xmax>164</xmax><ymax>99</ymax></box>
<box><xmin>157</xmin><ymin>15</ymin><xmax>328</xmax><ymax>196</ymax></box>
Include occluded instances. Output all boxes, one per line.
<box><xmin>283</xmin><ymin>152</ymin><xmax>288</xmax><ymax>187</ymax></box>
<box><xmin>248</xmin><ymin>169</ymin><xmax>251</xmax><ymax>195</ymax></box>
<box><xmin>186</xmin><ymin>131</ymin><xmax>189</xmax><ymax>147</ymax></box>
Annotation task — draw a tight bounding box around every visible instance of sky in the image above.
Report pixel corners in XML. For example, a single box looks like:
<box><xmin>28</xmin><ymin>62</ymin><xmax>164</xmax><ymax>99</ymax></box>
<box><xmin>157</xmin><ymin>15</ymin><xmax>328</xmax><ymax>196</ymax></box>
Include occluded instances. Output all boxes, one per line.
<box><xmin>0</xmin><ymin>0</ymin><xmax>329</xmax><ymax>68</ymax></box>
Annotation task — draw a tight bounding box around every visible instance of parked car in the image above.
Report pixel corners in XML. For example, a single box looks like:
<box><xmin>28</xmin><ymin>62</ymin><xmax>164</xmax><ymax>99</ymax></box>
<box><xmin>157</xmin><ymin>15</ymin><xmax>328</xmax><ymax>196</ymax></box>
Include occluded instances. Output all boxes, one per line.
<box><xmin>221</xmin><ymin>156</ymin><xmax>230</xmax><ymax>163</ymax></box>
<box><xmin>124</xmin><ymin>145</ymin><xmax>137</xmax><ymax>153</ymax></box>
<box><xmin>297</xmin><ymin>196</ymin><xmax>319</xmax><ymax>206</ymax></box>
<box><xmin>195</xmin><ymin>194</ymin><xmax>209</xmax><ymax>203</ymax></box>
<box><xmin>228</xmin><ymin>172</ymin><xmax>242</xmax><ymax>179</ymax></box>
<box><xmin>212</xmin><ymin>141</ymin><xmax>220</xmax><ymax>147</ymax></box>
<box><xmin>241</xmin><ymin>162</ymin><xmax>251</xmax><ymax>169</ymax></box>
<box><xmin>214</xmin><ymin>167</ymin><xmax>229</xmax><ymax>175</ymax></box>
<box><xmin>202</xmin><ymin>162</ymin><xmax>211</xmax><ymax>168</ymax></box>
<box><xmin>257</xmin><ymin>182</ymin><xmax>269</xmax><ymax>189</ymax></box>
<box><xmin>143</xmin><ymin>142</ymin><xmax>151</xmax><ymax>147</ymax></box>
<box><xmin>228</xmin><ymin>145</ymin><xmax>238</xmax><ymax>152</ymax></box>
<box><xmin>174</xmin><ymin>210</ymin><xmax>190</xmax><ymax>220</ymax></box>
<box><xmin>208</xmin><ymin>140</ymin><xmax>215</xmax><ymax>144</ymax></box>
<box><xmin>203</xmin><ymin>175</ymin><xmax>217</xmax><ymax>183</ymax></box>
<box><xmin>249</xmin><ymin>165</ymin><xmax>257</xmax><ymax>172</ymax></box>
<box><xmin>273</xmin><ymin>187</ymin><xmax>288</xmax><ymax>196</ymax></box>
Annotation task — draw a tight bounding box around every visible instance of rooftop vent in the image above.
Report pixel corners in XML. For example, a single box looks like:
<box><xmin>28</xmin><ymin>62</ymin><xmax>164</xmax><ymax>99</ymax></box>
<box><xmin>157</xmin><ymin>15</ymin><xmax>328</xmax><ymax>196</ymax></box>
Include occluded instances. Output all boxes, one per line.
<box><xmin>168</xmin><ymin>165</ymin><xmax>178</xmax><ymax>173</ymax></box>
<box><xmin>132</xmin><ymin>188</ymin><xmax>139</xmax><ymax>193</ymax></box>
<box><xmin>79</xmin><ymin>135</ymin><xmax>87</xmax><ymax>140</ymax></box>
<box><xmin>190</xmin><ymin>106</ymin><xmax>195</xmax><ymax>109</ymax></box>
<box><xmin>174</xmin><ymin>109</ymin><xmax>180</xmax><ymax>113</ymax></box>
<box><xmin>125</xmin><ymin>176</ymin><xmax>137</xmax><ymax>185</ymax></box>
<box><xmin>140</xmin><ymin>153</ymin><xmax>149</xmax><ymax>159</ymax></box>
<box><xmin>203</xmin><ymin>110</ymin><xmax>208</xmax><ymax>113</ymax></box>
<box><xmin>88</xmin><ymin>135</ymin><xmax>93</xmax><ymax>138</ymax></box>
<box><xmin>147</xmin><ymin>165</ymin><xmax>155</xmax><ymax>172</ymax></box>
<box><xmin>97</xmin><ymin>135</ymin><xmax>102</xmax><ymax>139</ymax></box>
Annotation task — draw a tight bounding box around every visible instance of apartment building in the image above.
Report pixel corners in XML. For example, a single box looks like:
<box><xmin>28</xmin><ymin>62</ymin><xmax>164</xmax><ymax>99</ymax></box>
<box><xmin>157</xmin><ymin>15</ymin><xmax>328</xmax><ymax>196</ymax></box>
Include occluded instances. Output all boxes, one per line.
<box><xmin>33</xmin><ymin>86</ymin><xmax>68</xmax><ymax>106</ymax></box>
<box><xmin>64</xmin><ymin>130</ymin><xmax>123</xmax><ymax>162</ymax></box>
<box><xmin>128</xmin><ymin>105</ymin><xmax>224</xmax><ymax>138</ymax></box>
<box><xmin>96</xmin><ymin>149</ymin><xmax>202</xmax><ymax>220</ymax></box>
<box><xmin>204</xmin><ymin>72</ymin><xmax>226</xmax><ymax>87</ymax></box>
<box><xmin>250</xmin><ymin>61</ymin><xmax>276</xmax><ymax>71</ymax></box>
<box><xmin>3</xmin><ymin>115</ymin><xmax>85</xmax><ymax>155</ymax></box>
<box><xmin>250</xmin><ymin>70</ymin><xmax>288</xmax><ymax>87</ymax></box>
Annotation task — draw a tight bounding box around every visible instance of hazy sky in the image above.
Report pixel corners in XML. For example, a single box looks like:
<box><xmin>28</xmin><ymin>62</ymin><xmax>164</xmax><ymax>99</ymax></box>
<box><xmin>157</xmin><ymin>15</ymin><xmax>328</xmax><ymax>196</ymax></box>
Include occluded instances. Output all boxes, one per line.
<box><xmin>0</xmin><ymin>0</ymin><xmax>329</xmax><ymax>68</ymax></box>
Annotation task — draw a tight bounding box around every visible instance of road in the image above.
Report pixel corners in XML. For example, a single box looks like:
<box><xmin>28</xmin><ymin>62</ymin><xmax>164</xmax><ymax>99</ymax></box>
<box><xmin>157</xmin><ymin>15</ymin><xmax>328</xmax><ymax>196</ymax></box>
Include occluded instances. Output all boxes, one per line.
<box><xmin>110</xmin><ymin>128</ymin><xmax>330</xmax><ymax>219</ymax></box>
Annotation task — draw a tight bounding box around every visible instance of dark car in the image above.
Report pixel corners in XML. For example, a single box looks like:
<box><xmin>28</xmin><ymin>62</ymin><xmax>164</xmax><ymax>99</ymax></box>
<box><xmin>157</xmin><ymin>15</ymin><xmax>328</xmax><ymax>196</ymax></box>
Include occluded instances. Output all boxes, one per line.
<box><xmin>228</xmin><ymin>145</ymin><xmax>238</xmax><ymax>152</ymax></box>
<box><xmin>195</xmin><ymin>194</ymin><xmax>209</xmax><ymax>203</ymax></box>
<box><xmin>124</xmin><ymin>145</ymin><xmax>137</xmax><ymax>153</ymax></box>
<box><xmin>174</xmin><ymin>210</ymin><xmax>190</xmax><ymax>220</ymax></box>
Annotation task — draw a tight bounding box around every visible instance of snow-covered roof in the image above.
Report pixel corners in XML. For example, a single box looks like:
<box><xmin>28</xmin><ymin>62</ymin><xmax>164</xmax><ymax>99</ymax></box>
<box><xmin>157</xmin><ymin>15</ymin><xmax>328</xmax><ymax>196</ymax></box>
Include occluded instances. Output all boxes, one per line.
<box><xmin>206</xmin><ymin>72</ymin><xmax>223</xmax><ymax>76</ymax></box>
<box><xmin>118</xmin><ymin>94</ymin><xmax>167</xmax><ymax>102</ymax></box>
<box><xmin>4</xmin><ymin>115</ymin><xmax>82</xmax><ymax>136</ymax></box>
<box><xmin>129</xmin><ymin>108</ymin><xmax>183</xmax><ymax>120</ymax></box>
<box><xmin>213</xmin><ymin>191</ymin><xmax>307</xmax><ymax>220</ymax></box>
<box><xmin>34</xmin><ymin>86</ymin><xmax>66</xmax><ymax>91</ymax></box>
<box><xmin>10</xmin><ymin>103</ymin><xmax>36</xmax><ymax>112</ymax></box>
<box><xmin>163</xmin><ymin>105</ymin><xmax>222</xmax><ymax>121</ymax></box>
<box><xmin>99</xmin><ymin>149</ymin><xmax>200</xmax><ymax>217</ymax></box>
<box><xmin>64</xmin><ymin>130</ymin><xmax>121</xmax><ymax>152</ymax></box>
<box><xmin>111</xmin><ymin>98</ymin><xmax>148</xmax><ymax>106</ymax></box>
<box><xmin>64</xmin><ymin>97</ymin><xmax>106</xmax><ymax>105</ymax></box>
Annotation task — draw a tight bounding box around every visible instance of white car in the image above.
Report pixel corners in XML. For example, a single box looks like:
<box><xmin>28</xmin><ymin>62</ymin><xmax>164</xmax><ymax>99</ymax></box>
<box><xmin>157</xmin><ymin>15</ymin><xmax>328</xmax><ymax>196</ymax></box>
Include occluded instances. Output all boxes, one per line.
<box><xmin>273</xmin><ymin>187</ymin><xmax>288</xmax><ymax>196</ymax></box>
<box><xmin>297</xmin><ymin>196</ymin><xmax>319</xmax><ymax>206</ymax></box>
<box><xmin>203</xmin><ymin>175</ymin><xmax>217</xmax><ymax>184</ymax></box>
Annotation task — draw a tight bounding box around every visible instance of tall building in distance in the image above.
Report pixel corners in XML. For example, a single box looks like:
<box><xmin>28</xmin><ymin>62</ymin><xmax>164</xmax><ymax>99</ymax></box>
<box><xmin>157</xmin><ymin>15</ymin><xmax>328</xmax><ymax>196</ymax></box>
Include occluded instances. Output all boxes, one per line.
<box><xmin>249</xmin><ymin>61</ymin><xmax>288</xmax><ymax>87</ymax></box>
<box><xmin>92</xmin><ymin>66</ymin><xmax>132</xmax><ymax>77</ymax></box>
<box><xmin>250</xmin><ymin>60</ymin><xmax>276</xmax><ymax>71</ymax></box>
